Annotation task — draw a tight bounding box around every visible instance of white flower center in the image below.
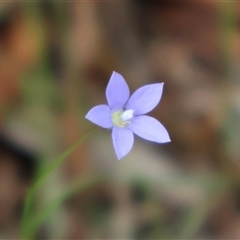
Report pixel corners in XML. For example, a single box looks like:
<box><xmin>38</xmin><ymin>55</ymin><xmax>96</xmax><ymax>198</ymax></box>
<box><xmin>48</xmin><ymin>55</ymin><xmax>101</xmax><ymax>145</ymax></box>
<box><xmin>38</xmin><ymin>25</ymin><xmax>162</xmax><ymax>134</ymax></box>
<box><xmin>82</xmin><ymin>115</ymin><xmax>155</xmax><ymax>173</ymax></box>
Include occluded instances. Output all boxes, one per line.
<box><xmin>121</xmin><ymin>109</ymin><xmax>134</xmax><ymax>121</ymax></box>
<box><xmin>111</xmin><ymin>109</ymin><xmax>134</xmax><ymax>128</ymax></box>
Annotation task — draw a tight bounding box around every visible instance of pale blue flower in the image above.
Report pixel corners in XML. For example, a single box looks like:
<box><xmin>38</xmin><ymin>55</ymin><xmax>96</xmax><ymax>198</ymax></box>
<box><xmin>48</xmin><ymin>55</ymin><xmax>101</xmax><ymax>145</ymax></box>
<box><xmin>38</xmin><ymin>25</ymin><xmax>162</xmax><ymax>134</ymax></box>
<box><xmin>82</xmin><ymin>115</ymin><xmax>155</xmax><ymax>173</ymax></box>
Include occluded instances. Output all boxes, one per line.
<box><xmin>85</xmin><ymin>71</ymin><xmax>170</xmax><ymax>160</ymax></box>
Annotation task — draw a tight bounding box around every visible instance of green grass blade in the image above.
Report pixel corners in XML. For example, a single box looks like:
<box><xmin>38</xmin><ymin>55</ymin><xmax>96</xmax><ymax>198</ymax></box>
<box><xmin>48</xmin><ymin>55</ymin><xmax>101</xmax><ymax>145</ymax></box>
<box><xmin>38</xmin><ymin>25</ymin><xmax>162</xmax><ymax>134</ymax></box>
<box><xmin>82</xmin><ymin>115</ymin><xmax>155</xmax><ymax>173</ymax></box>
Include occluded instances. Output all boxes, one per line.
<box><xmin>20</xmin><ymin>128</ymin><xmax>97</xmax><ymax>237</ymax></box>
<box><xmin>21</xmin><ymin>175</ymin><xmax>102</xmax><ymax>239</ymax></box>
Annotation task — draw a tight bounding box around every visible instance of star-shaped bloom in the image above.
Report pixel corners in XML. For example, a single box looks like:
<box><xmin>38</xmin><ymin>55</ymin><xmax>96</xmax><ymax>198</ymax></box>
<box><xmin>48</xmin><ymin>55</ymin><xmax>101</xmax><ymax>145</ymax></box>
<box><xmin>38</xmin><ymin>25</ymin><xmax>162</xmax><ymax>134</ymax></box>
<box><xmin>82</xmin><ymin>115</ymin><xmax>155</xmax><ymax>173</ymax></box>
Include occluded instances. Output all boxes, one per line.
<box><xmin>85</xmin><ymin>71</ymin><xmax>170</xmax><ymax>160</ymax></box>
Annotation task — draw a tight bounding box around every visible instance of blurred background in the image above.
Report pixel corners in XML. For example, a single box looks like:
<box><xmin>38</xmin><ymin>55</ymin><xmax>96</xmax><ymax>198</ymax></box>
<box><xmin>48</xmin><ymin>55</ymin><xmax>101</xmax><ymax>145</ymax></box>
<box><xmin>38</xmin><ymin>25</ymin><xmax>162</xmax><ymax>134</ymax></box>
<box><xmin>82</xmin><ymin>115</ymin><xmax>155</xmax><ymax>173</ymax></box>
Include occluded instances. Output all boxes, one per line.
<box><xmin>0</xmin><ymin>1</ymin><xmax>240</xmax><ymax>239</ymax></box>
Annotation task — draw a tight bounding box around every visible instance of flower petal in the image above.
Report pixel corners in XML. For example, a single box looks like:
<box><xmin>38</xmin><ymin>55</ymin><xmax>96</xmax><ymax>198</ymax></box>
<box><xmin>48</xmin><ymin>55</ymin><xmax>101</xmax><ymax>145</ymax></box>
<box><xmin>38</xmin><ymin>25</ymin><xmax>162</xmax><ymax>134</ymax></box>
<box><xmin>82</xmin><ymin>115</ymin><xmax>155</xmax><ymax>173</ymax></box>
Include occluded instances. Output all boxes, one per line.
<box><xmin>112</xmin><ymin>127</ymin><xmax>134</xmax><ymax>160</ymax></box>
<box><xmin>85</xmin><ymin>105</ymin><xmax>113</xmax><ymax>128</ymax></box>
<box><xmin>125</xmin><ymin>83</ymin><xmax>164</xmax><ymax>115</ymax></box>
<box><xmin>106</xmin><ymin>71</ymin><xmax>130</xmax><ymax>109</ymax></box>
<box><xmin>127</xmin><ymin>115</ymin><xmax>170</xmax><ymax>143</ymax></box>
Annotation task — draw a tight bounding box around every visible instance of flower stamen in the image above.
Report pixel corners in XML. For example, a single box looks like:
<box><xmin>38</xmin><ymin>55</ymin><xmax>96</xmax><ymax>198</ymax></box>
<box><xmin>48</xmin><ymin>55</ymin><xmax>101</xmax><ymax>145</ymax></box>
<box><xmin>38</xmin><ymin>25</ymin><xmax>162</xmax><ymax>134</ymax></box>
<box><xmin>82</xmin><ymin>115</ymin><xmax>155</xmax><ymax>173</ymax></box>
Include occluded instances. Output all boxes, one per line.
<box><xmin>111</xmin><ymin>109</ymin><xmax>133</xmax><ymax>128</ymax></box>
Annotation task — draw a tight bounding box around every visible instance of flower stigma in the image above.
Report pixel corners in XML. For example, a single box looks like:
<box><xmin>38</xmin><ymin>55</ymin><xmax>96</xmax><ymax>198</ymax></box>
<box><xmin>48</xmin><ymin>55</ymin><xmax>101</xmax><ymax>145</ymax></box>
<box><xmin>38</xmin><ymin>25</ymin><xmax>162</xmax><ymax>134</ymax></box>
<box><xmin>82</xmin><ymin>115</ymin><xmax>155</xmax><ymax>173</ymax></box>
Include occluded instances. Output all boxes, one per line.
<box><xmin>111</xmin><ymin>109</ymin><xmax>134</xmax><ymax>128</ymax></box>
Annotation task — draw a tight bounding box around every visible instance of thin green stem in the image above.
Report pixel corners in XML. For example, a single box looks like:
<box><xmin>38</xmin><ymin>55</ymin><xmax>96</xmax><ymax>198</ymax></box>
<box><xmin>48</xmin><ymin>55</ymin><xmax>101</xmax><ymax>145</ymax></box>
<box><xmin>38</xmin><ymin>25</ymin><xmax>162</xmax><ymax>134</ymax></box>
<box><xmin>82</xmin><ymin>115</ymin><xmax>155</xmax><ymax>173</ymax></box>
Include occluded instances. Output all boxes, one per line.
<box><xmin>20</xmin><ymin>127</ymin><xmax>97</xmax><ymax>237</ymax></box>
<box><xmin>21</xmin><ymin>175</ymin><xmax>102</xmax><ymax>239</ymax></box>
